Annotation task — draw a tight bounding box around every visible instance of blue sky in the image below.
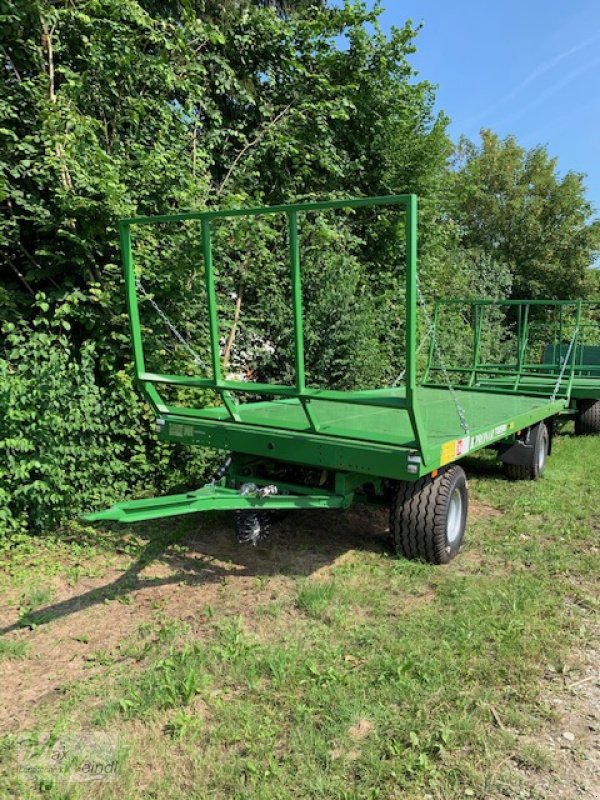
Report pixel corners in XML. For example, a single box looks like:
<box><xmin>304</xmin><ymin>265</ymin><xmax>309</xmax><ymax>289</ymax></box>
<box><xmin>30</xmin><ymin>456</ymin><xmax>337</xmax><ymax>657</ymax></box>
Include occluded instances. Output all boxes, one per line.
<box><xmin>362</xmin><ymin>0</ymin><xmax>600</xmax><ymax>214</ymax></box>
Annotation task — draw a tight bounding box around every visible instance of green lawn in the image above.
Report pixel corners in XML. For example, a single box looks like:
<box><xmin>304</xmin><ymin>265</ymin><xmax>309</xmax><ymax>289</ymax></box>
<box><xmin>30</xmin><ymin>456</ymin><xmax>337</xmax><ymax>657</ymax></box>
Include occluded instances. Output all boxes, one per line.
<box><xmin>0</xmin><ymin>431</ymin><xmax>598</xmax><ymax>799</ymax></box>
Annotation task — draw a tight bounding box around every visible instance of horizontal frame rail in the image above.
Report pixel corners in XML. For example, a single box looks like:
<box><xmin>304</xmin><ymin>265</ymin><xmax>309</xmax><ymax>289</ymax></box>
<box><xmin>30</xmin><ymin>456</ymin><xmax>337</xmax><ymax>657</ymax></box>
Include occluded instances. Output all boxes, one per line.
<box><xmin>426</xmin><ymin>298</ymin><xmax>599</xmax><ymax>404</ymax></box>
<box><xmin>122</xmin><ymin>194</ymin><xmax>413</xmax><ymax>226</ymax></box>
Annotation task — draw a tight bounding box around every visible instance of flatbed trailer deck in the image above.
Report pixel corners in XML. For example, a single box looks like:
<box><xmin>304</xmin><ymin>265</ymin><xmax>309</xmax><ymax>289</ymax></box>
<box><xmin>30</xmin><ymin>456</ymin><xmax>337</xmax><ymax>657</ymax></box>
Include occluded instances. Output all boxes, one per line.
<box><xmin>87</xmin><ymin>195</ymin><xmax>569</xmax><ymax>563</ymax></box>
<box><xmin>153</xmin><ymin>385</ymin><xmax>564</xmax><ymax>479</ymax></box>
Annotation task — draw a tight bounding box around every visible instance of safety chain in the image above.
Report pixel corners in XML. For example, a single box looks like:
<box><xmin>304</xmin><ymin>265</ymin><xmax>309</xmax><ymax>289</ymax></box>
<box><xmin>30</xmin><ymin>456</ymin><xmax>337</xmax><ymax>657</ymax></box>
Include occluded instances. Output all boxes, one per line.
<box><xmin>392</xmin><ymin>336</ymin><xmax>429</xmax><ymax>386</ymax></box>
<box><xmin>137</xmin><ymin>280</ymin><xmax>204</xmax><ymax>368</ymax></box>
<box><xmin>416</xmin><ymin>279</ymin><xmax>470</xmax><ymax>434</ymax></box>
<box><xmin>550</xmin><ymin>324</ymin><xmax>579</xmax><ymax>402</ymax></box>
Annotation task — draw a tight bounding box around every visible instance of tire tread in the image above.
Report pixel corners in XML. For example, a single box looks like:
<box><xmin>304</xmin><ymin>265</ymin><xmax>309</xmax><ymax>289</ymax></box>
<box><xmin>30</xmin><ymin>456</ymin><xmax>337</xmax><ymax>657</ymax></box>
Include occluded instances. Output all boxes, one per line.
<box><xmin>575</xmin><ymin>400</ymin><xmax>600</xmax><ymax>435</ymax></box>
<box><xmin>389</xmin><ymin>465</ymin><xmax>467</xmax><ymax>565</ymax></box>
<box><xmin>503</xmin><ymin>422</ymin><xmax>548</xmax><ymax>481</ymax></box>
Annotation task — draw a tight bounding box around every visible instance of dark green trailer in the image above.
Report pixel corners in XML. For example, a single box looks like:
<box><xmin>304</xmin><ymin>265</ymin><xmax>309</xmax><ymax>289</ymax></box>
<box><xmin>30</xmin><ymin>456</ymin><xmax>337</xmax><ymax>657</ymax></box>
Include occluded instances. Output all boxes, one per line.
<box><xmin>86</xmin><ymin>195</ymin><xmax>569</xmax><ymax>564</ymax></box>
<box><xmin>425</xmin><ymin>299</ymin><xmax>600</xmax><ymax>436</ymax></box>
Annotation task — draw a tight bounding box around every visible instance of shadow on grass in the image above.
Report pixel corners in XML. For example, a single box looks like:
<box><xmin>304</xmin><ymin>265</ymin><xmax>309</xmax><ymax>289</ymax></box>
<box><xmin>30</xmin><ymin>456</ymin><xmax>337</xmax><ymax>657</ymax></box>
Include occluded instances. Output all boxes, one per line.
<box><xmin>0</xmin><ymin>504</ymin><xmax>389</xmax><ymax>635</ymax></box>
<box><xmin>461</xmin><ymin>427</ymin><xmax>577</xmax><ymax>479</ymax></box>
<box><xmin>460</xmin><ymin>454</ymin><xmax>504</xmax><ymax>478</ymax></box>
<box><xmin>4</xmin><ymin>439</ymin><xmax>561</xmax><ymax>636</ymax></box>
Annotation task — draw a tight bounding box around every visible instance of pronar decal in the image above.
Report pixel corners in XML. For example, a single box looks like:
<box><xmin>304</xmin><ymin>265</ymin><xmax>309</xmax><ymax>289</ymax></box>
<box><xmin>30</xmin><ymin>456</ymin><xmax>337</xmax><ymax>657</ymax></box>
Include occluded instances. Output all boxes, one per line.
<box><xmin>441</xmin><ymin>424</ymin><xmax>509</xmax><ymax>464</ymax></box>
<box><xmin>470</xmin><ymin>424</ymin><xmax>507</xmax><ymax>450</ymax></box>
<box><xmin>168</xmin><ymin>423</ymin><xmax>194</xmax><ymax>438</ymax></box>
<box><xmin>454</xmin><ymin>437</ymin><xmax>470</xmax><ymax>456</ymax></box>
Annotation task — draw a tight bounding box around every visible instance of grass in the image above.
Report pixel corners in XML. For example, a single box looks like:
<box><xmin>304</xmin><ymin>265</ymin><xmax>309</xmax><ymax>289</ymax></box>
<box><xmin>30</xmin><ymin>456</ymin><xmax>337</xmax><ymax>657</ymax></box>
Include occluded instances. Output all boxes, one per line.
<box><xmin>0</xmin><ymin>637</ymin><xmax>29</xmax><ymax>660</ymax></box>
<box><xmin>0</xmin><ymin>431</ymin><xmax>598</xmax><ymax>799</ymax></box>
<box><xmin>296</xmin><ymin>578</ymin><xmax>339</xmax><ymax>619</ymax></box>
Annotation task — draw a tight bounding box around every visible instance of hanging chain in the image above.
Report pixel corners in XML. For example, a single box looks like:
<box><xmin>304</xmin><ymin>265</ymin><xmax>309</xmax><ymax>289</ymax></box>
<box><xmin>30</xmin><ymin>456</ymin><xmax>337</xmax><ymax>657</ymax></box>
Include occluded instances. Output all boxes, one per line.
<box><xmin>136</xmin><ymin>280</ymin><xmax>205</xmax><ymax>368</ymax></box>
<box><xmin>392</xmin><ymin>336</ymin><xmax>429</xmax><ymax>386</ymax></box>
<box><xmin>550</xmin><ymin>324</ymin><xmax>579</xmax><ymax>402</ymax></box>
<box><xmin>416</xmin><ymin>278</ymin><xmax>470</xmax><ymax>434</ymax></box>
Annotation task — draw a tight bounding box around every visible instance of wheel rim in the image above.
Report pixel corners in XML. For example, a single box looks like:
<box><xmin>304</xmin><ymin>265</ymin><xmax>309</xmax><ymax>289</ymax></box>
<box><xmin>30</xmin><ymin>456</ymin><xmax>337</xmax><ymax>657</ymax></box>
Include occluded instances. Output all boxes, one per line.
<box><xmin>446</xmin><ymin>487</ymin><xmax>463</xmax><ymax>545</ymax></box>
<box><xmin>538</xmin><ymin>435</ymin><xmax>547</xmax><ymax>472</ymax></box>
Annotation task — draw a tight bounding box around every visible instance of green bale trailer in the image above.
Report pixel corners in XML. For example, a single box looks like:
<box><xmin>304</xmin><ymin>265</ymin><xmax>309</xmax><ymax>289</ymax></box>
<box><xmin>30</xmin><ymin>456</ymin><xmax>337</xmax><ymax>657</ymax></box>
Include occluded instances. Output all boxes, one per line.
<box><xmin>87</xmin><ymin>195</ymin><xmax>570</xmax><ymax>564</ymax></box>
<box><xmin>426</xmin><ymin>299</ymin><xmax>600</xmax><ymax>437</ymax></box>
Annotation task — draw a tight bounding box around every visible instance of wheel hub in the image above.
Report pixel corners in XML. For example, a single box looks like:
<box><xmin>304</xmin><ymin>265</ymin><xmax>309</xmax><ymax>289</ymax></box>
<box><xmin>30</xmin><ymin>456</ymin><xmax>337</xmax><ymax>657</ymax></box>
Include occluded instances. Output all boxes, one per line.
<box><xmin>537</xmin><ymin>437</ymin><xmax>547</xmax><ymax>472</ymax></box>
<box><xmin>446</xmin><ymin>487</ymin><xmax>463</xmax><ymax>545</ymax></box>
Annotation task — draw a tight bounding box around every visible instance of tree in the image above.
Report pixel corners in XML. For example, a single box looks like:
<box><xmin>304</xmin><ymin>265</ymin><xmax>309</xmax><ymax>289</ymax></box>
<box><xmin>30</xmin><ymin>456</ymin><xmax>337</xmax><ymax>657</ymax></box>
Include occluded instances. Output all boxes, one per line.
<box><xmin>451</xmin><ymin>130</ymin><xmax>600</xmax><ymax>299</ymax></box>
<box><xmin>1</xmin><ymin>0</ymin><xmax>450</xmax><ymax>381</ymax></box>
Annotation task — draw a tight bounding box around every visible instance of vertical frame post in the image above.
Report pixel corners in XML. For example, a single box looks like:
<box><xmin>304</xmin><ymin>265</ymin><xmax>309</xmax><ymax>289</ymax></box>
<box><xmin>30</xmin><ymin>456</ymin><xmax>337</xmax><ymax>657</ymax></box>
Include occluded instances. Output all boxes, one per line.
<box><xmin>288</xmin><ymin>210</ymin><xmax>306</xmax><ymax>393</ymax></box>
<box><xmin>565</xmin><ymin>301</ymin><xmax>582</xmax><ymax>400</ymax></box>
<box><xmin>578</xmin><ymin>311</ymin><xmax>584</xmax><ymax>371</ymax></box>
<box><xmin>552</xmin><ymin>305</ymin><xmax>559</xmax><ymax>365</ymax></box>
<box><xmin>470</xmin><ymin>303</ymin><xmax>483</xmax><ymax>387</ymax></box>
<box><xmin>558</xmin><ymin>305</ymin><xmax>564</xmax><ymax>368</ymax></box>
<box><xmin>405</xmin><ymin>195</ymin><xmax>418</xmax><ymax>399</ymax></box>
<box><xmin>201</xmin><ymin>217</ymin><xmax>240</xmax><ymax>420</ymax></box>
<box><xmin>404</xmin><ymin>195</ymin><xmax>428</xmax><ymax>462</ymax></box>
<box><xmin>201</xmin><ymin>218</ymin><xmax>222</xmax><ymax>384</ymax></box>
<box><xmin>515</xmin><ymin>303</ymin><xmax>530</xmax><ymax>389</ymax></box>
<box><xmin>120</xmin><ymin>221</ymin><xmax>145</xmax><ymax>379</ymax></box>
<box><xmin>517</xmin><ymin>304</ymin><xmax>522</xmax><ymax>366</ymax></box>
<box><xmin>119</xmin><ymin>220</ymin><xmax>166</xmax><ymax>414</ymax></box>
<box><xmin>288</xmin><ymin>210</ymin><xmax>319</xmax><ymax>430</ymax></box>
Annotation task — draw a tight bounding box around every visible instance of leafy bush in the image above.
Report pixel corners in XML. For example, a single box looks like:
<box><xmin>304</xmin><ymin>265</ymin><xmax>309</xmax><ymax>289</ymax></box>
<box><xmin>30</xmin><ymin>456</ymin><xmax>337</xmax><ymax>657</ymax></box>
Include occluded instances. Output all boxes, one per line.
<box><xmin>0</xmin><ymin>306</ymin><xmax>212</xmax><ymax>538</ymax></box>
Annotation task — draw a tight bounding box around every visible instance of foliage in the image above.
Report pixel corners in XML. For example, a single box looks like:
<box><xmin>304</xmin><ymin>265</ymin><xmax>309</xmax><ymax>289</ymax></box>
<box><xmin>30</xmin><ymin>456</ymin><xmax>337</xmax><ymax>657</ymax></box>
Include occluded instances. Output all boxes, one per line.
<box><xmin>0</xmin><ymin>0</ymin><xmax>446</xmax><ymax>347</ymax></box>
<box><xmin>451</xmin><ymin>129</ymin><xmax>600</xmax><ymax>299</ymax></box>
<box><xmin>0</xmin><ymin>297</ymin><xmax>210</xmax><ymax>537</ymax></box>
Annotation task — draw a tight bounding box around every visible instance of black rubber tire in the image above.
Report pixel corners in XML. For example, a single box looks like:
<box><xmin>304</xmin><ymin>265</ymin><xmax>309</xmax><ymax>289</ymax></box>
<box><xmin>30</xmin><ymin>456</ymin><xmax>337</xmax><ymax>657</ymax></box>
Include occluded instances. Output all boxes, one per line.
<box><xmin>389</xmin><ymin>465</ymin><xmax>468</xmax><ymax>565</ymax></box>
<box><xmin>503</xmin><ymin>422</ymin><xmax>549</xmax><ymax>481</ymax></box>
<box><xmin>575</xmin><ymin>400</ymin><xmax>600</xmax><ymax>435</ymax></box>
<box><xmin>235</xmin><ymin>510</ymin><xmax>272</xmax><ymax>545</ymax></box>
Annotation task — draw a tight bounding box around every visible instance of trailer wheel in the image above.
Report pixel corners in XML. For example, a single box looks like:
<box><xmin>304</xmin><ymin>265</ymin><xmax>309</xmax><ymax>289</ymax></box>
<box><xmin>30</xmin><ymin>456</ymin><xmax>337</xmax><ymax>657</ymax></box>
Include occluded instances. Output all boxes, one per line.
<box><xmin>389</xmin><ymin>465</ymin><xmax>468</xmax><ymax>564</ymax></box>
<box><xmin>503</xmin><ymin>422</ymin><xmax>549</xmax><ymax>481</ymax></box>
<box><xmin>575</xmin><ymin>400</ymin><xmax>600</xmax><ymax>435</ymax></box>
<box><xmin>235</xmin><ymin>510</ymin><xmax>272</xmax><ymax>546</ymax></box>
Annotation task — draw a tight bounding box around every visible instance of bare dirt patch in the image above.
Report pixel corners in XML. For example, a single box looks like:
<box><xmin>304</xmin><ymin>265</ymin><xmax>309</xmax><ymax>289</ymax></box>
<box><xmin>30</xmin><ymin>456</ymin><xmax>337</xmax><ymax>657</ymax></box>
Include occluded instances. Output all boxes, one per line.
<box><xmin>330</xmin><ymin>718</ymin><xmax>376</xmax><ymax>762</ymax></box>
<box><xmin>348</xmin><ymin>718</ymin><xmax>375</xmax><ymax>741</ymax></box>
<box><xmin>469</xmin><ymin>499</ymin><xmax>503</xmax><ymax>520</ymax></box>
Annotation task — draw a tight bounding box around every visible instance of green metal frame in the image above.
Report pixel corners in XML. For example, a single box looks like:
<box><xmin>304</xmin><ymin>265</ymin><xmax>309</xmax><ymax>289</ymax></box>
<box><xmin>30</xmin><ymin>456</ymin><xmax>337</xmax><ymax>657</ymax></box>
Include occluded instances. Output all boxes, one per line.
<box><xmin>122</xmin><ymin>196</ymin><xmax>569</xmax><ymax>472</ymax></box>
<box><xmin>425</xmin><ymin>299</ymin><xmax>600</xmax><ymax>404</ymax></box>
<box><xmin>120</xmin><ymin>194</ymin><xmax>430</xmax><ymax>458</ymax></box>
<box><xmin>88</xmin><ymin>483</ymin><xmax>352</xmax><ymax>524</ymax></box>
<box><xmin>87</xmin><ymin>455</ymin><xmax>371</xmax><ymax>524</ymax></box>
<box><xmin>86</xmin><ymin>196</ymin><xmax>573</xmax><ymax>524</ymax></box>
<box><xmin>119</xmin><ymin>195</ymin><xmax>423</xmax><ymax>418</ymax></box>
